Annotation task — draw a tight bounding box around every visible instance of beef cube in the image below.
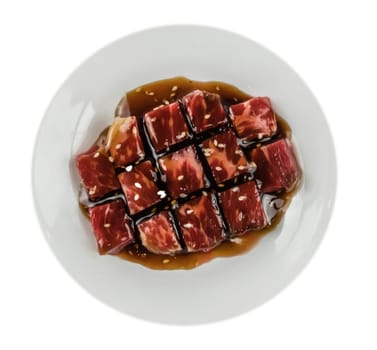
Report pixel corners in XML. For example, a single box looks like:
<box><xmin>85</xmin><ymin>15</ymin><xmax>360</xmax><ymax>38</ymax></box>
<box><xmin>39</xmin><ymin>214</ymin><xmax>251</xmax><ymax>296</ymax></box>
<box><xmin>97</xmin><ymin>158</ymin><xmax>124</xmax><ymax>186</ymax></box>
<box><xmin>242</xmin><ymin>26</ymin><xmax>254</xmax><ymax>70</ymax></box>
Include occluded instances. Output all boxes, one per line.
<box><xmin>76</xmin><ymin>147</ymin><xmax>120</xmax><ymax>201</ymax></box>
<box><xmin>201</xmin><ymin>130</ymin><xmax>251</xmax><ymax>184</ymax></box>
<box><xmin>229</xmin><ymin>97</ymin><xmax>277</xmax><ymax>142</ymax></box>
<box><xmin>118</xmin><ymin>161</ymin><xmax>160</xmax><ymax>215</ymax></box>
<box><xmin>219</xmin><ymin>181</ymin><xmax>267</xmax><ymax>236</ymax></box>
<box><xmin>88</xmin><ymin>199</ymin><xmax>135</xmax><ymax>254</ymax></box>
<box><xmin>158</xmin><ymin>145</ymin><xmax>206</xmax><ymax>198</ymax></box>
<box><xmin>144</xmin><ymin>101</ymin><xmax>190</xmax><ymax>152</ymax></box>
<box><xmin>182</xmin><ymin>90</ymin><xmax>228</xmax><ymax>133</ymax></box>
<box><xmin>251</xmin><ymin>138</ymin><xmax>302</xmax><ymax>193</ymax></box>
<box><xmin>106</xmin><ymin>116</ymin><xmax>145</xmax><ymax>166</ymax></box>
<box><xmin>175</xmin><ymin>193</ymin><xmax>224</xmax><ymax>252</ymax></box>
<box><xmin>137</xmin><ymin>211</ymin><xmax>182</xmax><ymax>255</ymax></box>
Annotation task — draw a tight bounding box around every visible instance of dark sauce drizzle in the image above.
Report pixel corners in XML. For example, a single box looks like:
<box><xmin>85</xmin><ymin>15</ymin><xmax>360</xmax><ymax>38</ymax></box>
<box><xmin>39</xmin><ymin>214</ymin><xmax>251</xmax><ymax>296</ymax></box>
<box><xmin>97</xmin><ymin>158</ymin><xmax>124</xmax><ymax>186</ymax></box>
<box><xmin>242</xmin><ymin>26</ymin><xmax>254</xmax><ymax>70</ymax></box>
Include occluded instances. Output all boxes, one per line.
<box><xmin>79</xmin><ymin>77</ymin><xmax>299</xmax><ymax>270</ymax></box>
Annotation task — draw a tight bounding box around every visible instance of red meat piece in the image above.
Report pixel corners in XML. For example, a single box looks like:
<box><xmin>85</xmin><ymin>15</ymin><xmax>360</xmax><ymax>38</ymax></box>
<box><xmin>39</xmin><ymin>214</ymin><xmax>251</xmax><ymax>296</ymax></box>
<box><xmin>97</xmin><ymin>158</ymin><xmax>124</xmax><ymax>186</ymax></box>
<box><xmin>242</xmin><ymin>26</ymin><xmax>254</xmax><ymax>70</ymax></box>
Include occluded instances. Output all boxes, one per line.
<box><xmin>175</xmin><ymin>193</ymin><xmax>224</xmax><ymax>252</ymax></box>
<box><xmin>106</xmin><ymin>116</ymin><xmax>145</xmax><ymax>166</ymax></box>
<box><xmin>219</xmin><ymin>181</ymin><xmax>267</xmax><ymax>236</ymax></box>
<box><xmin>137</xmin><ymin>211</ymin><xmax>182</xmax><ymax>255</ymax></box>
<box><xmin>182</xmin><ymin>90</ymin><xmax>228</xmax><ymax>133</ymax></box>
<box><xmin>118</xmin><ymin>161</ymin><xmax>160</xmax><ymax>215</ymax></box>
<box><xmin>144</xmin><ymin>101</ymin><xmax>190</xmax><ymax>152</ymax></box>
<box><xmin>88</xmin><ymin>199</ymin><xmax>135</xmax><ymax>254</ymax></box>
<box><xmin>251</xmin><ymin>138</ymin><xmax>302</xmax><ymax>193</ymax></box>
<box><xmin>229</xmin><ymin>97</ymin><xmax>277</xmax><ymax>142</ymax></box>
<box><xmin>201</xmin><ymin>130</ymin><xmax>250</xmax><ymax>183</ymax></box>
<box><xmin>158</xmin><ymin>145</ymin><xmax>206</xmax><ymax>198</ymax></box>
<box><xmin>76</xmin><ymin>147</ymin><xmax>120</xmax><ymax>201</ymax></box>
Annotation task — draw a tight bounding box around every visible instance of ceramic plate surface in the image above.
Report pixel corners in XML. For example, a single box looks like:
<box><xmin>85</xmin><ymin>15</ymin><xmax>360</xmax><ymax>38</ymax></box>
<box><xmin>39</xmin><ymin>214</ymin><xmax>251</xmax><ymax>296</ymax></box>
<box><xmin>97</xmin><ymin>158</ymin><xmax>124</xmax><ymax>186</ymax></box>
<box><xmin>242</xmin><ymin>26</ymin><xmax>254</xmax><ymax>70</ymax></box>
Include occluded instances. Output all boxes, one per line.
<box><xmin>32</xmin><ymin>25</ymin><xmax>336</xmax><ymax>324</ymax></box>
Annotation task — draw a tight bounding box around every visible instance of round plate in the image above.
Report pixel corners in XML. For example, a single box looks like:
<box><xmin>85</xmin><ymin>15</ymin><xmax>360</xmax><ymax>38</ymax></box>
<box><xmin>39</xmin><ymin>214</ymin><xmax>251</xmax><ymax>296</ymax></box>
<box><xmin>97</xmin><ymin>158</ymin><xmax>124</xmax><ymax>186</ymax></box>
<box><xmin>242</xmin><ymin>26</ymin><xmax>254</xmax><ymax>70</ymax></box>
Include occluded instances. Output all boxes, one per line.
<box><xmin>32</xmin><ymin>25</ymin><xmax>336</xmax><ymax>324</ymax></box>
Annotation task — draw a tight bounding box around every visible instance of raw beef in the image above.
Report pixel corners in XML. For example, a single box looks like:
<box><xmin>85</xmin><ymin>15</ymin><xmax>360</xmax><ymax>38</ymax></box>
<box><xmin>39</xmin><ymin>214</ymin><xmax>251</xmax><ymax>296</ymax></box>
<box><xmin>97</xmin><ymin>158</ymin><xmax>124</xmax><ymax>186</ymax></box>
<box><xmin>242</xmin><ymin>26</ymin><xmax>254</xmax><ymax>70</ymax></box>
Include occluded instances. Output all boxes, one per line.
<box><xmin>200</xmin><ymin>130</ymin><xmax>250</xmax><ymax>183</ymax></box>
<box><xmin>118</xmin><ymin>161</ymin><xmax>160</xmax><ymax>215</ymax></box>
<box><xmin>251</xmin><ymin>138</ymin><xmax>302</xmax><ymax>193</ymax></box>
<box><xmin>158</xmin><ymin>145</ymin><xmax>206</xmax><ymax>198</ymax></box>
<box><xmin>137</xmin><ymin>211</ymin><xmax>182</xmax><ymax>255</ymax></box>
<box><xmin>219</xmin><ymin>181</ymin><xmax>267</xmax><ymax>235</ymax></box>
<box><xmin>144</xmin><ymin>101</ymin><xmax>190</xmax><ymax>152</ymax></box>
<box><xmin>106</xmin><ymin>116</ymin><xmax>145</xmax><ymax>166</ymax></box>
<box><xmin>76</xmin><ymin>147</ymin><xmax>120</xmax><ymax>201</ymax></box>
<box><xmin>175</xmin><ymin>192</ymin><xmax>224</xmax><ymax>252</ymax></box>
<box><xmin>229</xmin><ymin>97</ymin><xmax>277</xmax><ymax>142</ymax></box>
<box><xmin>88</xmin><ymin>199</ymin><xmax>135</xmax><ymax>254</ymax></box>
<box><xmin>182</xmin><ymin>90</ymin><xmax>228</xmax><ymax>133</ymax></box>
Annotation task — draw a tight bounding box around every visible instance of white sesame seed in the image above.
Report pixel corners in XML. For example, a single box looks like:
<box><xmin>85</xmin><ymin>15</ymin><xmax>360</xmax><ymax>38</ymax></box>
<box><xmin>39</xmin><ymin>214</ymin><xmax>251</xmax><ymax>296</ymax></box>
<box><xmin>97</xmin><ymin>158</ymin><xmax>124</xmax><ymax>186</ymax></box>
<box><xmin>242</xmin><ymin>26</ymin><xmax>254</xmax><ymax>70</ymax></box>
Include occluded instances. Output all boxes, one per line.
<box><xmin>176</xmin><ymin>131</ymin><xmax>186</xmax><ymax>140</ymax></box>
<box><xmin>93</xmin><ymin>152</ymin><xmax>100</xmax><ymax>158</ymax></box>
<box><xmin>134</xmin><ymin>194</ymin><xmax>140</xmax><ymax>201</ymax></box>
<box><xmin>162</xmin><ymin>259</ymin><xmax>170</xmax><ymax>264</ymax></box>
<box><xmin>204</xmin><ymin>113</ymin><xmax>211</xmax><ymax>120</ymax></box>
<box><xmin>257</xmin><ymin>133</ymin><xmax>263</xmax><ymax>139</ymax></box>
<box><xmin>230</xmin><ymin>237</ymin><xmax>242</xmax><ymax>244</ymax></box>
<box><xmin>183</xmin><ymin>223</ymin><xmax>193</xmax><ymax>228</ymax></box>
<box><xmin>157</xmin><ymin>190</ymin><xmax>167</xmax><ymax>198</ymax></box>
<box><xmin>163</xmin><ymin>99</ymin><xmax>169</xmax><ymax>105</ymax></box>
<box><xmin>213</xmin><ymin>139</ymin><xmax>218</xmax><ymax>146</ymax></box>
<box><xmin>238</xmin><ymin>212</ymin><xmax>244</xmax><ymax>221</ymax></box>
<box><xmin>237</xmin><ymin>165</ymin><xmax>247</xmax><ymax>170</ymax></box>
<box><xmin>145</xmin><ymin>91</ymin><xmax>155</xmax><ymax>96</ymax></box>
<box><xmin>115</xmin><ymin>143</ymin><xmax>121</xmax><ymax>150</ymax></box>
<box><xmin>186</xmin><ymin>209</ymin><xmax>194</xmax><ymax>215</ymax></box>
<box><xmin>231</xmin><ymin>187</ymin><xmax>240</xmax><ymax>192</ymax></box>
<box><xmin>108</xmin><ymin>156</ymin><xmax>114</xmax><ymax>163</ymax></box>
<box><xmin>170</xmin><ymin>92</ymin><xmax>176</xmax><ymax>98</ymax></box>
<box><xmin>135</xmin><ymin>87</ymin><xmax>142</xmax><ymax>92</ymax></box>
<box><xmin>179</xmin><ymin>193</ymin><xmax>188</xmax><ymax>198</ymax></box>
<box><xmin>134</xmin><ymin>182</ymin><xmax>142</xmax><ymax>189</ymax></box>
<box><xmin>104</xmin><ymin>223</ymin><xmax>111</xmax><ymax>228</ymax></box>
<box><xmin>218</xmin><ymin>184</ymin><xmax>225</xmax><ymax>187</ymax></box>
<box><xmin>238</xmin><ymin>195</ymin><xmax>247</xmax><ymax>201</ymax></box>
<box><xmin>215</xmin><ymin>86</ymin><xmax>220</xmax><ymax>91</ymax></box>
<box><xmin>217</xmin><ymin>143</ymin><xmax>226</xmax><ymax>148</ymax></box>
<box><xmin>202</xmin><ymin>191</ymin><xmax>208</xmax><ymax>196</ymax></box>
<box><xmin>171</xmin><ymin>85</ymin><xmax>178</xmax><ymax>92</ymax></box>
<box><xmin>235</xmin><ymin>149</ymin><xmax>243</xmax><ymax>155</ymax></box>
<box><xmin>125</xmin><ymin>165</ymin><xmax>133</xmax><ymax>172</ymax></box>
<box><xmin>177</xmin><ymin>175</ymin><xmax>184</xmax><ymax>181</ymax></box>
<box><xmin>215</xmin><ymin>166</ymin><xmax>223</xmax><ymax>171</ymax></box>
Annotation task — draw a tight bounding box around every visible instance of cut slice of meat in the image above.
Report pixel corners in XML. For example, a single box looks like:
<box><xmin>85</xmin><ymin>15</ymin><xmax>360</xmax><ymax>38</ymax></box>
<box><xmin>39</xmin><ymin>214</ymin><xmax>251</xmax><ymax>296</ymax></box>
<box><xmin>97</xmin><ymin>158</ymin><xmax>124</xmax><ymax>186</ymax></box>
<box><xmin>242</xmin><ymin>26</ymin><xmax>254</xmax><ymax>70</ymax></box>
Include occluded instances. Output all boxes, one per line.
<box><xmin>118</xmin><ymin>161</ymin><xmax>160</xmax><ymax>215</ymax></box>
<box><xmin>182</xmin><ymin>90</ymin><xmax>228</xmax><ymax>133</ymax></box>
<box><xmin>76</xmin><ymin>147</ymin><xmax>120</xmax><ymax>201</ymax></box>
<box><xmin>137</xmin><ymin>211</ymin><xmax>182</xmax><ymax>255</ymax></box>
<box><xmin>88</xmin><ymin>199</ymin><xmax>135</xmax><ymax>254</ymax></box>
<box><xmin>219</xmin><ymin>181</ymin><xmax>267</xmax><ymax>236</ymax></box>
<box><xmin>200</xmin><ymin>130</ymin><xmax>251</xmax><ymax>184</ymax></box>
<box><xmin>175</xmin><ymin>193</ymin><xmax>224</xmax><ymax>252</ymax></box>
<box><xmin>144</xmin><ymin>101</ymin><xmax>190</xmax><ymax>152</ymax></box>
<box><xmin>106</xmin><ymin>116</ymin><xmax>145</xmax><ymax>166</ymax></box>
<box><xmin>229</xmin><ymin>97</ymin><xmax>277</xmax><ymax>142</ymax></box>
<box><xmin>251</xmin><ymin>138</ymin><xmax>302</xmax><ymax>193</ymax></box>
<box><xmin>158</xmin><ymin>145</ymin><xmax>206</xmax><ymax>199</ymax></box>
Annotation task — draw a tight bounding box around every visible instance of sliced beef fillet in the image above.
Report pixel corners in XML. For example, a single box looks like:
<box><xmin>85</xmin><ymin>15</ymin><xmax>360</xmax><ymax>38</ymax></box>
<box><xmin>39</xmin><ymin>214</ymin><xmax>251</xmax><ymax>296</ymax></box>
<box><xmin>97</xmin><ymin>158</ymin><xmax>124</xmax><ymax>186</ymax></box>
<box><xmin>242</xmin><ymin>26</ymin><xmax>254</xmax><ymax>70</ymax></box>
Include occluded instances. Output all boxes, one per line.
<box><xmin>182</xmin><ymin>90</ymin><xmax>228</xmax><ymax>133</ymax></box>
<box><xmin>219</xmin><ymin>181</ymin><xmax>267</xmax><ymax>236</ymax></box>
<box><xmin>118</xmin><ymin>161</ymin><xmax>160</xmax><ymax>215</ymax></box>
<box><xmin>76</xmin><ymin>147</ymin><xmax>120</xmax><ymax>201</ymax></box>
<box><xmin>88</xmin><ymin>199</ymin><xmax>135</xmax><ymax>254</ymax></box>
<box><xmin>106</xmin><ymin>116</ymin><xmax>145</xmax><ymax>166</ymax></box>
<box><xmin>200</xmin><ymin>130</ymin><xmax>251</xmax><ymax>184</ymax></box>
<box><xmin>229</xmin><ymin>97</ymin><xmax>277</xmax><ymax>142</ymax></box>
<box><xmin>175</xmin><ymin>192</ymin><xmax>225</xmax><ymax>252</ymax></box>
<box><xmin>158</xmin><ymin>145</ymin><xmax>207</xmax><ymax>199</ymax></box>
<box><xmin>251</xmin><ymin>138</ymin><xmax>302</xmax><ymax>193</ymax></box>
<box><xmin>137</xmin><ymin>211</ymin><xmax>182</xmax><ymax>255</ymax></box>
<box><xmin>144</xmin><ymin>101</ymin><xmax>190</xmax><ymax>152</ymax></box>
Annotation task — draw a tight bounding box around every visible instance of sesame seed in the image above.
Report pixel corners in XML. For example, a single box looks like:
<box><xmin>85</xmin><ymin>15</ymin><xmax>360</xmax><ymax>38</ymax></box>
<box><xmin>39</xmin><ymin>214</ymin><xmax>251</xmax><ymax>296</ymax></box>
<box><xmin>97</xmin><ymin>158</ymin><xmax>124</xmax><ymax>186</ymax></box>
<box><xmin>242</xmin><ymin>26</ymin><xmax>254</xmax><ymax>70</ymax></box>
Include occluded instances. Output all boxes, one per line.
<box><xmin>157</xmin><ymin>190</ymin><xmax>167</xmax><ymax>198</ymax></box>
<box><xmin>145</xmin><ymin>90</ymin><xmax>155</xmax><ymax>96</ymax></box>
<box><xmin>235</xmin><ymin>149</ymin><xmax>243</xmax><ymax>155</ymax></box>
<box><xmin>215</xmin><ymin>166</ymin><xmax>222</xmax><ymax>171</ymax></box>
<box><xmin>249</xmin><ymin>161</ymin><xmax>257</xmax><ymax>168</ymax></box>
<box><xmin>202</xmin><ymin>191</ymin><xmax>208</xmax><ymax>196</ymax></box>
<box><xmin>170</xmin><ymin>92</ymin><xmax>176</xmax><ymax>98</ymax></box>
<box><xmin>163</xmin><ymin>99</ymin><xmax>169</xmax><ymax>105</ymax></box>
<box><xmin>162</xmin><ymin>259</ymin><xmax>170</xmax><ymax>264</ymax></box>
<box><xmin>93</xmin><ymin>152</ymin><xmax>100</xmax><ymax>158</ymax></box>
<box><xmin>215</xmin><ymin>86</ymin><xmax>220</xmax><ymax>91</ymax></box>
<box><xmin>125</xmin><ymin>165</ymin><xmax>133</xmax><ymax>172</ymax></box>
<box><xmin>237</xmin><ymin>165</ymin><xmax>246</xmax><ymax>170</ymax></box>
<box><xmin>128</xmin><ymin>250</ymin><xmax>134</xmax><ymax>256</ymax></box>
<box><xmin>231</xmin><ymin>187</ymin><xmax>240</xmax><ymax>192</ymax></box>
<box><xmin>218</xmin><ymin>184</ymin><xmax>225</xmax><ymax>187</ymax></box>
<box><xmin>176</xmin><ymin>131</ymin><xmax>186</xmax><ymax>140</ymax></box>
<box><xmin>256</xmin><ymin>143</ymin><xmax>262</xmax><ymax>148</ymax></box>
<box><xmin>134</xmin><ymin>194</ymin><xmax>140</xmax><ymax>201</ymax></box>
<box><xmin>183</xmin><ymin>223</ymin><xmax>193</xmax><ymax>228</ymax></box>
<box><xmin>204</xmin><ymin>113</ymin><xmax>211</xmax><ymax>120</ymax></box>
<box><xmin>178</xmin><ymin>175</ymin><xmax>184</xmax><ymax>181</ymax></box>
<box><xmin>258</xmin><ymin>133</ymin><xmax>263</xmax><ymax>139</ymax></box>
<box><xmin>217</xmin><ymin>143</ymin><xmax>226</xmax><ymax>148</ymax></box>
<box><xmin>213</xmin><ymin>139</ymin><xmax>218</xmax><ymax>146</ymax></box>
<box><xmin>230</xmin><ymin>237</ymin><xmax>242</xmax><ymax>244</ymax></box>
<box><xmin>104</xmin><ymin>223</ymin><xmax>111</xmax><ymax>228</ymax></box>
<box><xmin>233</xmin><ymin>97</ymin><xmax>239</xmax><ymax>102</ymax></box>
<box><xmin>88</xmin><ymin>186</ymin><xmax>97</xmax><ymax>195</ymax></box>
<box><xmin>134</xmin><ymin>182</ymin><xmax>142</xmax><ymax>189</ymax></box>
<box><xmin>108</xmin><ymin>156</ymin><xmax>114</xmax><ymax>163</ymax></box>
<box><xmin>186</xmin><ymin>209</ymin><xmax>194</xmax><ymax>214</ymax></box>
<box><xmin>171</xmin><ymin>85</ymin><xmax>178</xmax><ymax>92</ymax></box>
<box><xmin>135</xmin><ymin>87</ymin><xmax>142</xmax><ymax>92</ymax></box>
<box><xmin>238</xmin><ymin>195</ymin><xmax>247</xmax><ymax>201</ymax></box>
<box><xmin>115</xmin><ymin>143</ymin><xmax>121</xmax><ymax>150</ymax></box>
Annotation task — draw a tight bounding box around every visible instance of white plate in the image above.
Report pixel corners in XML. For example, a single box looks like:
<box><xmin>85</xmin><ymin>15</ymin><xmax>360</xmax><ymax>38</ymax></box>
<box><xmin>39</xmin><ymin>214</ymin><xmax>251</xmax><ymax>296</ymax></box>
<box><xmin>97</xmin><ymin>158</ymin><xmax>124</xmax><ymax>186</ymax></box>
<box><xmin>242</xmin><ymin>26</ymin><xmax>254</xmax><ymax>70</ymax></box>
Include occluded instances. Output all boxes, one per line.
<box><xmin>32</xmin><ymin>25</ymin><xmax>336</xmax><ymax>324</ymax></box>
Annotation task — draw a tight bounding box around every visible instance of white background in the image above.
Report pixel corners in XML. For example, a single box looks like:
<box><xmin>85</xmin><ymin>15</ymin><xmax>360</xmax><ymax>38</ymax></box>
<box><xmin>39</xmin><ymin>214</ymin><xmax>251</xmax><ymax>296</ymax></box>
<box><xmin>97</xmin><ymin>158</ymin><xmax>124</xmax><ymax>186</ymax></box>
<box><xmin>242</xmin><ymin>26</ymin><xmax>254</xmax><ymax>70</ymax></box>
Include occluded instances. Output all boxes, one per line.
<box><xmin>1</xmin><ymin>0</ymin><xmax>376</xmax><ymax>349</ymax></box>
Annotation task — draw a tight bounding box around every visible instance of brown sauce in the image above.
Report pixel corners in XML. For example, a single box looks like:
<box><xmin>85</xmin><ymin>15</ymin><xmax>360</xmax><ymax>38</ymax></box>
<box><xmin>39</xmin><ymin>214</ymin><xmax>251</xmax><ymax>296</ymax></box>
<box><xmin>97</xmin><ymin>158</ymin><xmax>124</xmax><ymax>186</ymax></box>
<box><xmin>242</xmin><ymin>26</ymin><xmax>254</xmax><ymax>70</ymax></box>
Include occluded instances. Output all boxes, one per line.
<box><xmin>80</xmin><ymin>76</ymin><xmax>300</xmax><ymax>270</ymax></box>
